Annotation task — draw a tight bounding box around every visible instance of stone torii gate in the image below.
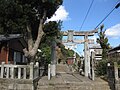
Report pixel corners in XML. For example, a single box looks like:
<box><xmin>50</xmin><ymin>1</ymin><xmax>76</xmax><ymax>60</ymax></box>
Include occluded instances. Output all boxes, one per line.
<box><xmin>62</xmin><ymin>29</ymin><xmax>98</xmax><ymax>77</ymax></box>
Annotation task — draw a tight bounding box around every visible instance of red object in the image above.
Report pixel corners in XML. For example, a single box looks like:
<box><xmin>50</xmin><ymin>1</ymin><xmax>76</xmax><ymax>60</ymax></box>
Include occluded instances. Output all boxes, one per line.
<box><xmin>67</xmin><ymin>57</ymin><xmax>74</xmax><ymax>65</ymax></box>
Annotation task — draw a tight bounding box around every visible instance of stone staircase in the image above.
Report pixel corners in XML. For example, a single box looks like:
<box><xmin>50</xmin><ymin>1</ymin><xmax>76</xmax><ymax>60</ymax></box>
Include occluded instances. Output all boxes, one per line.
<box><xmin>36</xmin><ymin>64</ymin><xmax>111</xmax><ymax>90</ymax></box>
<box><xmin>56</xmin><ymin>64</ymin><xmax>70</xmax><ymax>73</ymax></box>
<box><xmin>37</xmin><ymin>79</ymin><xmax>111</xmax><ymax>90</ymax></box>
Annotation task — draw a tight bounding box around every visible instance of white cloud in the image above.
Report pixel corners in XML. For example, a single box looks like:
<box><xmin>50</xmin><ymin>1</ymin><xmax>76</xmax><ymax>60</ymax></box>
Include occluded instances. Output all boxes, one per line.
<box><xmin>47</xmin><ymin>5</ymin><xmax>69</xmax><ymax>22</ymax></box>
<box><xmin>105</xmin><ymin>24</ymin><xmax>120</xmax><ymax>38</ymax></box>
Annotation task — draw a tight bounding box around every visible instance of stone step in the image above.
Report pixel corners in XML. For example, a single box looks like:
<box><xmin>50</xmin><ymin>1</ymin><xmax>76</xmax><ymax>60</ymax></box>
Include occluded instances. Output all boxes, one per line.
<box><xmin>37</xmin><ymin>84</ymin><xmax>111</xmax><ymax>90</ymax></box>
<box><xmin>37</xmin><ymin>64</ymin><xmax>111</xmax><ymax>90</ymax></box>
<box><xmin>37</xmin><ymin>81</ymin><xmax>111</xmax><ymax>90</ymax></box>
<box><xmin>56</xmin><ymin>64</ymin><xmax>70</xmax><ymax>73</ymax></box>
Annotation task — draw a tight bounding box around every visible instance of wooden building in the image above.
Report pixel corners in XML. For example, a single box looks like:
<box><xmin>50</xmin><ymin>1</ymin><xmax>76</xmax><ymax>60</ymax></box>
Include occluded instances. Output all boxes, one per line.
<box><xmin>67</xmin><ymin>57</ymin><xmax>74</xmax><ymax>65</ymax></box>
<box><xmin>90</xmin><ymin>44</ymin><xmax>102</xmax><ymax>61</ymax></box>
<box><xmin>108</xmin><ymin>45</ymin><xmax>120</xmax><ymax>63</ymax></box>
<box><xmin>0</xmin><ymin>34</ymin><xmax>27</xmax><ymax>64</ymax></box>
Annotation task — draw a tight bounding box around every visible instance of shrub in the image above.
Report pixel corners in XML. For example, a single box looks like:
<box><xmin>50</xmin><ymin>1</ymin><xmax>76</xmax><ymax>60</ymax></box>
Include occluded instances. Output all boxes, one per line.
<box><xmin>95</xmin><ymin>60</ymin><xmax>107</xmax><ymax>76</ymax></box>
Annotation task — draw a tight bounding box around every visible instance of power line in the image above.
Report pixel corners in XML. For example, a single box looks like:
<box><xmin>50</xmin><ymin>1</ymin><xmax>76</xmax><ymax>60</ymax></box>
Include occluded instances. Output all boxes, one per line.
<box><xmin>80</xmin><ymin>0</ymin><xmax>95</xmax><ymax>31</ymax></box>
<box><xmin>95</xmin><ymin>2</ymin><xmax>120</xmax><ymax>29</ymax></box>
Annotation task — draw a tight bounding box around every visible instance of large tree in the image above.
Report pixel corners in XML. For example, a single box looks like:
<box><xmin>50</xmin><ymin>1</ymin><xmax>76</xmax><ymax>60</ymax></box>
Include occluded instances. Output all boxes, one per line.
<box><xmin>0</xmin><ymin>0</ymin><xmax>63</xmax><ymax>61</ymax></box>
<box><xmin>97</xmin><ymin>25</ymin><xmax>110</xmax><ymax>59</ymax></box>
<box><xmin>96</xmin><ymin>25</ymin><xmax>111</xmax><ymax>76</ymax></box>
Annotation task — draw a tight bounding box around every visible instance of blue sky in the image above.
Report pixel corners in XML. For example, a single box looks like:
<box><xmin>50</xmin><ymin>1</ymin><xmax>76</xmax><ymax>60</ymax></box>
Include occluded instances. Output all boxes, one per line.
<box><xmin>62</xmin><ymin>0</ymin><xmax>120</xmax><ymax>30</ymax></box>
<box><xmin>48</xmin><ymin>0</ymin><xmax>120</xmax><ymax>55</ymax></box>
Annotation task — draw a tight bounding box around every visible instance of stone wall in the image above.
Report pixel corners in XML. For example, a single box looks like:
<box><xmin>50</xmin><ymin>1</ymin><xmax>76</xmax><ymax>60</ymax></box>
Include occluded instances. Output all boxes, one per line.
<box><xmin>107</xmin><ymin>62</ymin><xmax>120</xmax><ymax>90</ymax></box>
<box><xmin>0</xmin><ymin>62</ymin><xmax>40</xmax><ymax>90</ymax></box>
<box><xmin>0</xmin><ymin>78</ymin><xmax>36</xmax><ymax>90</ymax></box>
<box><xmin>115</xmin><ymin>80</ymin><xmax>120</xmax><ymax>90</ymax></box>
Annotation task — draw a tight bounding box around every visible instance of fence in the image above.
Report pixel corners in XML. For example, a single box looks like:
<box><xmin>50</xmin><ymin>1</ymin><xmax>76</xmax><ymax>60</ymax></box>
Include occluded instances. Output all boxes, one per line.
<box><xmin>0</xmin><ymin>62</ymin><xmax>39</xmax><ymax>80</ymax></box>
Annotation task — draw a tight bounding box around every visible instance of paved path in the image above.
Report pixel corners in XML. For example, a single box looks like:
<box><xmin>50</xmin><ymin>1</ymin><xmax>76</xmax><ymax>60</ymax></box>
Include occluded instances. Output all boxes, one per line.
<box><xmin>38</xmin><ymin>72</ymin><xmax>108</xmax><ymax>85</ymax></box>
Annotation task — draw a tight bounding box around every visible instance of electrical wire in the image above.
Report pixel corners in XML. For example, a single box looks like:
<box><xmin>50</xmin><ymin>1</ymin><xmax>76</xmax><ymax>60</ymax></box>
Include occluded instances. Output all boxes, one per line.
<box><xmin>95</xmin><ymin>2</ymin><xmax>120</xmax><ymax>29</ymax></box>
<box><xmin>95</xmin><ymin>8</ymin><xmax>115</xmax><ymax>29</ymax></box>
<box><xmin>79</xmin><ymin>0</ymin><xmax>95</xmax><ymax>31</ymax></box>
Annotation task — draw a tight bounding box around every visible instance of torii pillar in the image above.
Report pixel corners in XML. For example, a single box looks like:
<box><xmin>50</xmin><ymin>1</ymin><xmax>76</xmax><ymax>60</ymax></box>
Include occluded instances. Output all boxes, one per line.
<box><xmin>84</xmin><ymin>35</ymin><xmax>90</xmax><ymax>77</ymax></box>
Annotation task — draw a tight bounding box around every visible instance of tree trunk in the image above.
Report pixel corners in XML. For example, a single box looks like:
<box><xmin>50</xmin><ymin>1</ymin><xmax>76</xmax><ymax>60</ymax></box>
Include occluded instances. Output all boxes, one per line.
<box><xmin>23</xmin><ymin>11</ymin><xmax>46</xmax><ymax>62</ymax></box>
<box><xmin>29</xmin><ymin>19</ymin><xmax>44</xmax><ymax>57</ymax></box>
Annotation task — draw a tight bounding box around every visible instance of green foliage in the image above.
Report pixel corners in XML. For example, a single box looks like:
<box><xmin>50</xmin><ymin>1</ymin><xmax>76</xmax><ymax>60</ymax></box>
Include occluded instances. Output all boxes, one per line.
<box><xmin>39</xmin><ymin>21</ymin><xmax>63</xmax><ymax>64</ymax></box>
<box><xmin>43</xmin><ymin>21</ymin><xmax>62</xmax><ymax>37</ymax></box>
<box><xmin>0</xmin><ymin>0</ymin><xmax>27</xmax><ymax>34</ymax></box>
<box><xmin>41</xmin><ymin>21</ymin><xmax>62</xmax><ymax>45</ymax></box>
<box><xmin>0</xmin><ymin>0</ymin><xmax>63</xmax><ymax>60</ymax></box>
<box><xmin>96</xmin><ymin>25</ymin><xmax>111</xmax><ymax>76</ymax></box>
<box><xmin>97</xmin><ymin>24</ymin><xmax>110</xmax><ymax>59</ymax></box>
<box><xmin>95</xmin><ymin>60</ymin><xmax>107</xmax><ymax>76</ymax></box>
<box><xmin>0</xmin><ymin>0</ymin><xmax>63</xmax><ymax>35</ymax></box>
<box><xmin>40</xmin><ymin>43</ymin><xmax>51</xmax><ymax>64</ymax></box>
<box><xmin>60</xmin><ymin>44</ymin><xmax>74</xmax><ymax>57</ymax></box>
<box><xmin>40</xmin><ymin>20</ymin><xmax>73</xmax><ymax>63</ymax></box>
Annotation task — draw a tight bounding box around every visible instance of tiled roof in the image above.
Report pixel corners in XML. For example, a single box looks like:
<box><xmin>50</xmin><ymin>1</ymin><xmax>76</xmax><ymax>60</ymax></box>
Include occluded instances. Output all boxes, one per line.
<box><xmin>0</xmin><ymin>34</ymin><xmax>22</xmax><ymax>41</ymax></box>
<box><xmin>108</xmin><ymin>45</ymin><xmax>120</xmax><ymax>52</ymax></box>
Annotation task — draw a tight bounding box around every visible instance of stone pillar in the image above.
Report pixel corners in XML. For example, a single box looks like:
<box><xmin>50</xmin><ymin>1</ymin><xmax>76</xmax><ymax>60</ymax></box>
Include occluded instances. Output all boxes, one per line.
<box><xmin>1</xmin><ymin>62</ymin><xmax>5</xmax><ymax>78</ymax></box>
<box><xmin>67</xmin><ymin>30</ymin><xmax>74</xmax><ymax>42</ymax></box>
<box><xmin>73</xmin><ymin>52</ymin><xmax>76</xmax><ymax>63</ymax></box>
<box><xmin>51</xmin><ymin>38</ymin><xmax>56</xmax><ymax>76</ymax></box>
<box><xmin>84</xmin><ymin>35</ymin><xmax>90</xmax><ymax>77</ymax></box>
<box><xmin>6</xmin><ymin>67</ymin><xmax>10</xmax><ymax>78</ymax></box>
<box><xmin>30</xmin><ymin>62</ymin><xmax>34</xmax><ymax>79</ymax></box>
<box><xmin>91</xmin><ymin>52</ymin><xmax>95</xmax><ymax>80</ymax></box>
<box><xmin>23</xmin><ymin>68</ymin><xmax>27</xmax><ymax>79</ymax></box>
<box><xmin>48</xmin><ymin>64</ymin><xmax>51</xmax><ymax>80</ymax></box>
<box><xmin>114</xmin><ymin>62</ymin><xmax>119</xmax><ymax>90</ymax></box>
<box><xmin>36</xmin><ymin>62</ymin><xmax>39</xmax><ymax>77</ymax></box>
<box><xmin>18</xmin><ymin>68</ymin><xmax>21</xmax><ymax>79</ymax></box>
<box><xmin>11</xmin><ymin>67</ymin><xmax>14</xmax><ymax>79</ymax></box>
<box><xmin>87</xmin><ymin>49</ymin><xmax>91</xmax><ymax>77</ymax></box>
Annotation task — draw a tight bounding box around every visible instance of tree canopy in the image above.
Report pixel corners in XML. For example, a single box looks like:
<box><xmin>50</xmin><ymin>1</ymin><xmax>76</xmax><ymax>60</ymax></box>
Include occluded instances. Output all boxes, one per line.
<box><xmin>0</xmin><ymin>0</ymin><xmax>63</xmax><ymax>60</ymax></box>
<box><xmin>97</xmin><ymin>24</ymin><xmax>110</xmax><ymax>59</ymax></box>
<box><xmin>96</xmin><ymin>25</ymin><xmax>111</xmax><ymax>76</ymax></box>
<box><xmin>0</xmin><ymin>0</ymin><xmax>62</xmax><ymax>34</ymax></box>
